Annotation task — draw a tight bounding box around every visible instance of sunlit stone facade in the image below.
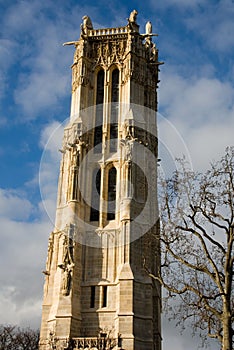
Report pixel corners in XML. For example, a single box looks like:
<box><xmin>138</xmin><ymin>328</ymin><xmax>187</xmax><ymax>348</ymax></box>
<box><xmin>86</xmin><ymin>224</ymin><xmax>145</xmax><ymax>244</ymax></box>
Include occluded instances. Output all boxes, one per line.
<box><xmin>39</xmin><ymin>11</ymin><xmax>162</xmax><ymax>350</ymax></box>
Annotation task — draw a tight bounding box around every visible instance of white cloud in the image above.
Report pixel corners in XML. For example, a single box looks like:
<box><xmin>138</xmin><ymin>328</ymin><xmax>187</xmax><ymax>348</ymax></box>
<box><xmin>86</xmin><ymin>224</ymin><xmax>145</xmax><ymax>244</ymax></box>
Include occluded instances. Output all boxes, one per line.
<box><xmin>14</xmin><ymin>70</ymin><xmax>69</xmax><ymax>117</ymax></box>
<box><xmin>0</xmin><ymin>116</ymin><xmax>69</xmax><ymax>330</ymax></box>
<box><xmin>0</xmin><ymin>216</ymin><xmax>52</xmax><ymax>328</ymax></box>
<box><xmin>3</xmin><ymin>1</ymin><xmax>42</xmax><ymax>34</ymax></box>
<box><xmin>159</xmin><ymin>67</ymin><xmax>234</xmax><ymax>170</ymax></box>
<box><xmin>185</xmin><ymin>121</ymin><xmax>234</xmax><ymax>170</ymax></box>
<box><xmin>39</xmin><ymin>120</ymin><xmax>64</xmax><ymax>223</ymax></box>
<box><xmin>185</xmin><ymin>0</ymin><xmax>234</xmax><ymax>53</ymax></box>
<box><xmin>0</xmin><ymin>189</ymin><xmax>33</xmax><ymax>221</ymax></box>
<box><xmin>162</xmin><ymin>316</ymin><xmax>219</xmax><ymax>350</ymax></box>
<box><xmin>158</xmin><ymin>113</ymin><xmax>194</xmax><ymax>177</ymax></box>
<box><xmin>12</xmin><ymin>29</ymin><xmax>71</xmax><ymax>119</ymax></box>
<box><xmin>1</xmin><ymin>1</ymin><xmax>76</xmax><ymax>120</ymax></box>
<box><xmin>0</xmin><ymin>120</ymin><xmax>61</xmax><ymax>329</ymax></box>
<box><xmin>161</xmin><ymin>75</ymin><xmax>234</xmax><ymax>126</ymax></box>
<box><xmin>39</xmin><ymin>120</ymin><xmax>65</xmax><ymax>151</ymax></box>
<box><xmin>0</xmin><ymin>281</ymin><xmax>42</xmax><ymax>329</ymax></box>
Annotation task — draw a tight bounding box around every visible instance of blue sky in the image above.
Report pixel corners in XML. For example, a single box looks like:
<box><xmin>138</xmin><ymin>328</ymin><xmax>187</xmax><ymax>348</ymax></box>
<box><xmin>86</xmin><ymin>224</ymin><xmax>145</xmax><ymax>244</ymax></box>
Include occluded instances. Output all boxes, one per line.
<box><xmin>0</xmin><ymin>1</ymin><xmax>234</xmax><ymax>349</ymax></box>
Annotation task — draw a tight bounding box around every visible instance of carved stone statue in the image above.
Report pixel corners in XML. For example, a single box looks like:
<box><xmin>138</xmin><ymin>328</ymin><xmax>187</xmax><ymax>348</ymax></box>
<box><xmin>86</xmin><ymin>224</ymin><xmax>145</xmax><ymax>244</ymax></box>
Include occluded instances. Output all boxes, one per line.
<box><xmin>48</xmin><ymin>329</ymin><xmax>57</xmax><ymax>350</ymax></box>
<box><xmin>120</xmin><ymin>130</ymin><xmax>138</xmax><ymax>162</ymax></box>
<box><xmin>145</xmin><ymin>21</ymin><xmax>152</xmax><ymax>35</ymax></box>
<box><xmin>81</xmin><ymin>15</ymin><xmax>93</xmax><ymax>35</ymax></box>
<box><xmin>61</xmin><ymin>263</ymin><xmax>74</xmax><ymax>296</ymax></box>
<box><xmin>128</xmin><ymin>9</ymin><xmax>138</xmax><ymax>23</ymax></box>
<box><xmin>76</xmin><ymin>137</ymin><xmax>85</xmax><ymax>154</ymax></box>
<box><xmin>45</xmin><ymin>232</ymin><xmax>54</xmax><ymax>273</ymax></box>
<box><xmin>58</xmin><ymin>227</ymin><xmax>75</xmax><ymax>296</ymax></box>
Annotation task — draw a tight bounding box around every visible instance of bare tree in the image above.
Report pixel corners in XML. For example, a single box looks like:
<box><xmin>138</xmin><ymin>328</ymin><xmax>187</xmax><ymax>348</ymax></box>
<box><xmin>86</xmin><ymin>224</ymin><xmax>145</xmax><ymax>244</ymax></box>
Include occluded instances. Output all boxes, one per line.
<box><xmin>0</xmin><ymin>325</ymin><xmax>15</xmax><ymax>350</ymax></box>
<box><xmin>0</xmin><ymin>325</ymin><xmax>39</xmax><ymax>350</ymax></box>
<box><xmin>149</xmin><ymin>147</ymin><xmax>234</xmax><ymax>349</ymax></box>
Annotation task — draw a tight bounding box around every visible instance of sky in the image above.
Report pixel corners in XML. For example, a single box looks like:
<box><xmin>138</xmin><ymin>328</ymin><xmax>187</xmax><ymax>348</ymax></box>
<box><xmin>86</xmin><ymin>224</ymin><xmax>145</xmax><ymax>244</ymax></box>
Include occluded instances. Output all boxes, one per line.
<box><xmin>0</xmin><ymin>0</ymin><xmax>234</xmax><ymax>349</ymax></box>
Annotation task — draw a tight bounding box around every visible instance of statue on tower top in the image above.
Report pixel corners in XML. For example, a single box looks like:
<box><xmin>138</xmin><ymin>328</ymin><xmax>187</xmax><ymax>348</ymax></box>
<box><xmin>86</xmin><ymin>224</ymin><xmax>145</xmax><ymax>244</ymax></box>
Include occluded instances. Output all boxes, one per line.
<box><xmin>81</xmin><ymin>15</ymin><xmax>93</xmax><ymax>35</ymax></box>
<box><xmin>127</xmin><ymin>9</ymin><xmax>139</xmax><ymax>32</ymax></box>
<box><xmin>145</xmin><ymin>21</ymin><xmax>152</xmax><ymax>35</ymax></box>
<box><xmin>128</xmin><ymin>9</ymin><xmax>138</xmax><ymax>23</ymax></box>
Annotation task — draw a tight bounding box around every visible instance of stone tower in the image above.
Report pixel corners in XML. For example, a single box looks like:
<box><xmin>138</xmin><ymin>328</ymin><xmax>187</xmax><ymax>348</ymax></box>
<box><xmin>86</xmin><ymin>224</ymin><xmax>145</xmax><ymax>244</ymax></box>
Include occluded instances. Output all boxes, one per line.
<box><xmin>39</xmin><ymin>11</ymin><xmax>161</xmax><ymax>350</ymax></box>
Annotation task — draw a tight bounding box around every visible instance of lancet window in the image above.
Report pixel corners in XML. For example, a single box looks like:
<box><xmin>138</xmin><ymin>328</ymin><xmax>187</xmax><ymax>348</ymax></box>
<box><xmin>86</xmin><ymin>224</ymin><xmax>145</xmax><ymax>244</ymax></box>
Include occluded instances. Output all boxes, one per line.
<box><xmin>107</xmin><ymin>166</ymin><xmax>117</xmax><ymax>220</ymax></box>
<box><xmin>102</xmin><ymin>285</ymin><xmax>107</xmax><ymax>307</ymax></box>
<box><xmin>94</xmin><ymin>69</ymin><xmax>104</xmax><ymax>153</ymax></box>
<box><xmin>90</xmin><ymin>168</ymin><xmax>101</xmax><ymax>221</ymax></box>
<box><xmin>110</xmin><ymin>68</ymin><xmax>119</xmax><ymax>152</ymax></box>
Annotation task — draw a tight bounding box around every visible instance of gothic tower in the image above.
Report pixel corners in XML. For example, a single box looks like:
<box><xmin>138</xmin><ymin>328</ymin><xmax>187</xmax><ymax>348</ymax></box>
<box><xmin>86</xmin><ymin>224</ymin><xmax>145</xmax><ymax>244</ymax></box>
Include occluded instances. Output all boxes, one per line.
<box><xmin>40</xmin><ymin>11</ymin><xmax>161</xmax><ymax>350</ymax></box>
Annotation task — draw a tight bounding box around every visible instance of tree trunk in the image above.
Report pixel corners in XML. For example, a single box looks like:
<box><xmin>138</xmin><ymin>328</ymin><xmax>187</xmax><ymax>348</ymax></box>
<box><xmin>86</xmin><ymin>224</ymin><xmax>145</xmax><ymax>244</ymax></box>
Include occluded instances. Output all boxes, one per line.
<box><xmin>222</xmin><ymin>307</ymin><xmax>232</xmax><ymax>350</ymax></box>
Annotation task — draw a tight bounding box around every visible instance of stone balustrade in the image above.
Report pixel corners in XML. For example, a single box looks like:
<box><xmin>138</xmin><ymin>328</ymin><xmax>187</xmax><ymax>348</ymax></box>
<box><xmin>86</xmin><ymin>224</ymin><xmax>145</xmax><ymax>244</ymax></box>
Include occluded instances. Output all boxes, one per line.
<box><xmin>89</xmin><ymin>26</ymin><xmax>128</xmax><ymax>36</ymax></box>
<box><xmin>73</xmin><ymin>336</ymin><xmax>118</xmax><ymax>349</ymax></box>
<box><xmin>50</xmin><ymin>336</ymin><xmax>118</xmax><ymax>350</ymax></box>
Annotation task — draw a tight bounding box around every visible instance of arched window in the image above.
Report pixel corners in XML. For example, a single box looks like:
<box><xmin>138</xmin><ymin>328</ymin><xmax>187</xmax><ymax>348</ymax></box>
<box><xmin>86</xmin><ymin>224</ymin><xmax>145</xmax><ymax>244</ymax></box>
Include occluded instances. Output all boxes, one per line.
<box><xmin>90</xmin><ymin>168</ymin><xmax>101</xmax><ymax>221</ymax></box>
<box><xmin>94</xmin><ymin>69</ymin><xmax>104</xmax><ymax>153</ymax></box>
<box><xmin>102</xmin><ymin>286</ymin><xmax>107</xmax><ymax>307</ymax></box>
<box><xmin>107</xmin><ymin>167</ymin><xmax>117</xmax><ymax>220</ymax></box>
<box><xmin>71</xmin><ymin>167</ymin><xmax>78</xmax><ymax>200</ymax></box>
<box><xmin>111</xmin><ymin>69</ymin><xmax>119</xmax><ymax>104</ymax></box>
<box><xmin>110</xmin><ymin>69</ymin><xmax>119</xmax><ymax>152</ymax></box>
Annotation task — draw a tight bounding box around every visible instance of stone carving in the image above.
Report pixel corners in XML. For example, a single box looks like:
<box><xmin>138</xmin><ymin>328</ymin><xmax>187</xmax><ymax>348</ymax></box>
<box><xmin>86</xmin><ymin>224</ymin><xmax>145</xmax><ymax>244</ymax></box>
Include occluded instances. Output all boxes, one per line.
<box><xmin>124</xmin><ymin>122</ymin><xmax>136</xmax><ymax>140</ymax></box>
<box><xmin>73</xmin><ymin>41</ymin><xmax>84</xmax><ymax>65</ymax></box>
<box><xmin>58</xmin><ymin>225</ymin><xmax>75</xmax><ymax>296</ymax></box>
<box><xmin>96</xmin><ymin>228</ymin><xmax>118</xmax><ymax>239</ymax></box>
<box><xmin>72</xmin><ymin>59</ymin><xmax>91</xmax><ymax>90</ymax></box>
<box><xmin>42</xmin><ymin>232</ymin><xmax>55</xmax><ymax>297</ymax></box>
<box><xmin>81</xmin><ymin>15</ymin><xmax>93</xmax><ymax>36</ymax></box>
<box><xmin>48</xmin><ymin>329</ymin><xmax>57</xmax><ymax>350</ymax></box>
<box><xmin>72</xmin><ymin>335</ymin><xmax>117</xmax><ymax>349</ymax></box>
<box><xmin>47</xmin><ymin>335</ymin><xmax>119</xmax><ymax>350</ymax></box>
<box><xmin>61</xmin><ymin>263</ymin><xmax>73</xmax><ymax>296</ymax></box>
<box><xmin>128</xmin><ymin>9</ymin><xmax>138</xmax><ymax>23</ymax></box>
<box><xmin>144</xmin><ymin>37</ymin><xmax>158</xmax><ymax>62</ymax></box>
<box><xmin>120</xmin><ymin>138</ymin><xmax>132</xmax><ymax>162</ymax></box>
<box><xmin>88</xmin><ymin>39</ymin><xmax>127</xmax><ymax>68</ymax></box>
<box><xmin>48</xmin><ymin>334</ymin><xmax>73</xmax><ymax>350</ymax></box>
<box><xmin>62</xmin><ymin>123</ymin><xmax>84</xmax><ymax>151</ymax></box>
<box><xmin>145</xmin><ymin>21</ymin><xmax>152</xmax><ymax>35</ymax></box>
<box><xmin>127</xmin><ymin>10</ymin><xmax>139</xmax><ymax>33</ymax></box>
<box><xmin>120</xmin><ymin>129</ymin><xmax>138</xmax><ymax>162</ymax></box>
<box><xmin>43</xmin><ymin>232</ymin><xmax>54</xmax><ymax>275</ymax></box>
<box><xmin>71</xmin><ymin>137</ymin><xmax>85</xmax><ymax>166</ymax></box>
<box><xmin>69</xmin><ymin>137</ymin><xmax>86</xmax><ymax>200</ymax></box>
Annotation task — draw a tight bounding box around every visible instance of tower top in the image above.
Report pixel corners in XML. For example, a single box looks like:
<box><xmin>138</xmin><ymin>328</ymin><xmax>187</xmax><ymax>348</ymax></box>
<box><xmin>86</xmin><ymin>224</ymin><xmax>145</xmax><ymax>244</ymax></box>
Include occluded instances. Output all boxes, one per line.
<box><xmin>63</xmin><ymin>10</ymin><xmax>158</xmax><ymax>46</ymax></box>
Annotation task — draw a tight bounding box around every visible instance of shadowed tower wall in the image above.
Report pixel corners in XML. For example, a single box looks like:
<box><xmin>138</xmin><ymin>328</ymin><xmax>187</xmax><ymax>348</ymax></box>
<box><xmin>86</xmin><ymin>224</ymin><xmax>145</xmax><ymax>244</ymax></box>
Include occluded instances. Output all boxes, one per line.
<box><xmin>39</xmin><ymin>11</ymin><xmax>162</xmax><ymax>350</ymax></box>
